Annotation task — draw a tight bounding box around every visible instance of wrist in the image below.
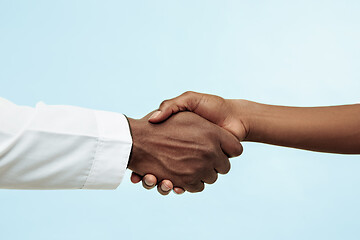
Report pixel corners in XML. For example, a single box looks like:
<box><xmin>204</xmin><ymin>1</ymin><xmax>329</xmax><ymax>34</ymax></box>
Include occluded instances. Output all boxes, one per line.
<box><xmin>126</xmin><ymin>117</ymin><xmax>143</xmax><ymax>170</ymax></box>
<box><xmin>232</xmin><ymin>99</ymin><xmax>262</xmax><ymax>141</ymax></box>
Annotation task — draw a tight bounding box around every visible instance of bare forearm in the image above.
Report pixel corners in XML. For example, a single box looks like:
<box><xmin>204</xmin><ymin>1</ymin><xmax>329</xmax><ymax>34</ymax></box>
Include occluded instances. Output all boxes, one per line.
<box><xmin>239</xmin><ymin>100</ymin><xmax>360</xmax><ymax>154</ymax></box>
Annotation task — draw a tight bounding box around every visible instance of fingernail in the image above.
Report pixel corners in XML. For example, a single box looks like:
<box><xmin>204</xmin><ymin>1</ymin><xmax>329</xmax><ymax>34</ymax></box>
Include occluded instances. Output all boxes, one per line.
<box><xmin>174</xmin><ymin>189</ymin><xmax>183</xmax><ymax>195</ymax></box>
<box><xmin>149</xmin><ymin>111</ymin><xmax>161</xmax><ymax>120</ymax></box>
<box><xmin>144</xmin><ymin>178</ymin><xmax>154</xmax><ymax>187</ymax></box>
<box><xmin>161</xmin><ymin>183</ymin><xmax>171</xmax><ymax>192</ymax></box>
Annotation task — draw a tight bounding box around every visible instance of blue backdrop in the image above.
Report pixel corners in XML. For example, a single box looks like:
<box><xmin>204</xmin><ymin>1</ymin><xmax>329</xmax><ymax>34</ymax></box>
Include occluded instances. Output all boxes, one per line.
<box><xmin>1</xmin><ymin>1</ymin><xmax>359</xmax><ymax>239</ymax></box>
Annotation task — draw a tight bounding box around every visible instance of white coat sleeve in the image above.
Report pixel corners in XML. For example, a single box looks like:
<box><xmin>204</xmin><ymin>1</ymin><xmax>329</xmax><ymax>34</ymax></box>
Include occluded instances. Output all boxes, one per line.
<box><xmin>0</xmin><ymin>98</ymin><xmax>132</xmax><ymax>189</ymax></box>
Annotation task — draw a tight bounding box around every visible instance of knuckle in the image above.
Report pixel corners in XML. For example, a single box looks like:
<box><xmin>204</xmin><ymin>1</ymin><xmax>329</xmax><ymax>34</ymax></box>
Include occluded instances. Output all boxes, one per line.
<box><xmin>186</xmin><ymin>188</ymin><xmax>197</xmax><ymax>193</ymax></box>
<box><xmin>236</xmin><ymin>143</ymin><xmax>244</xmax><ymax>156</ymax></box>
<box><xmin>183</xmin><ymin>91</ymin><xmax>194</xmax><ymax>96</ymax></box>
<box><xmin>196</xmin><ymin>183</ymin><xmax>205</xmax><ymax>192</ymax></box>
<box><xmin>208</xmin><ymin>174</ymin><xmax>218</xmax><ymax>184</ymax></box>
<box><xmin>201</xmin><ymin>150</ymin><xmax>211</xmax><ymax>159</ymax></box>
<box><xmin>159</xmin><ymin>100</ymin><xmax>170</xmax><ymax>108</ymax></box>
<box><xmin>182</xmin><ymin>174</ymin><xmax>201</xmax><ymax>187</ymax></box>
<box><xmin>183</xmin><ymin>176</ymin><xmax>197</xmax><ymax>186</ymax></box>
<box><xmin>232</xmin><ymin>142</ymin><xmax>243</xmax><ymax>157</ymax></box>
<box><xmin>196</xmin><ymin>160</ymin><xmax>208</xmax><ymax>172</ymax></box>
<box><xmin>222</xmin><ymin>162</ymin><xmax>231</xmax><ymax>174</ymax></box>
<box><xmin>204</xmin><ymin>129</ymin><xmax>217</xmax><ymax>140</ymax></box>
<box><xmin>199</xmin><ymin>146</ymin><xmax>215</xmax><ymax>159</ymax></box>
<box><xmin>217</xmin><ymin>96</ymin><xmax>226</xmax><ymax>105</ymax></box>
<box><xmin>186</xmin><ymin>183</ymin><xmax>204</xmax><ymax>193</ymax></box>
<box><xmin>217</xmin><ymin>159</ymin><xmax>231</xmax><ymax>174</ymax></box>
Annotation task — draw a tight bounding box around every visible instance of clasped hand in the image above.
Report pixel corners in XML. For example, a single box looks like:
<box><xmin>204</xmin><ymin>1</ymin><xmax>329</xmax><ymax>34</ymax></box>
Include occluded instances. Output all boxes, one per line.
<box><xmin>127</xmin><ymin>92</ymin><xmax>245</xmax><ymax>195</ymax></box>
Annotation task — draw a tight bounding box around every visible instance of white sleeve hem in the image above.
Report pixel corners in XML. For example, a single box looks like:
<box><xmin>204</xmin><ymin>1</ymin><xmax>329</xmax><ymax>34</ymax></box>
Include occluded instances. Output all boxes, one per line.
<box><xmin>82</xmin><ymin>110</ymin><xmax>132</xmax><ymax>189</ymax></box>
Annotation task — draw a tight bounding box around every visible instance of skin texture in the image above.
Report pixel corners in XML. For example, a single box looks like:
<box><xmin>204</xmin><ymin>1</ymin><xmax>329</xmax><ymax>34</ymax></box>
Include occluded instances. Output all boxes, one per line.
<box><xmin>127</xmin><ymin>111</ymin><xmax>242</xmax><ymax>194</ymax></box>
<box><xmin>133</xmin><ymin>91</ymin><xmax>360</xmax><ymax>194</ymax></box>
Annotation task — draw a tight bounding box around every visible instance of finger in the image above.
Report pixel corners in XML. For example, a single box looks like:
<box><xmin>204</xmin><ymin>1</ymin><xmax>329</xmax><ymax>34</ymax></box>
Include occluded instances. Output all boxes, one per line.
<box><xmin>218</xmin><ymin>127</ymin><xmax>243</xmax><ymax>158</ymax></box>
<box><xmin>148</xmin><ymin>91</ymin><xmax>202</xmax><ymax>123</ymax></box>
<box><xmin>173</xmin><ymin>187</ymin><xmax>185</xmax><ymax>194</ymax></box>
<box><xmin>157</xmin><ymin>180</ymin><xmax>174</xmax><ymax>195</ymax></box>
<box><xmin>130</xmin><ymin>172</ymin><xmax>142</xmax><ymax>184</ymax></box>
<box><xmin>202</xmin><ymin>170</ymin><xmax>218</xmax><ymax>184</ymax></box>
<box><xmin>142</xmin><ymin>174</ymin><xmax>157</xmax><ymax>190</ymax></box>
<box><xmin>214</xmin><ymin>154</ymin><xmax>231</xmax><ymax>175</ymax></box>
<box><xmin>186</xmin><ymin>182</ymin><xmax>205</xmax><ymax>193</ymax></box>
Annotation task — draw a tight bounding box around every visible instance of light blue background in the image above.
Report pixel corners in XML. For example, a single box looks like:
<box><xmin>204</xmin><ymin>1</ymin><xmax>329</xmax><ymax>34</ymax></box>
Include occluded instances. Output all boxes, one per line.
<box><xmin>1</xmin><ymin>1</ymin><xmax>360</xmax><ymax>239</ymax></box>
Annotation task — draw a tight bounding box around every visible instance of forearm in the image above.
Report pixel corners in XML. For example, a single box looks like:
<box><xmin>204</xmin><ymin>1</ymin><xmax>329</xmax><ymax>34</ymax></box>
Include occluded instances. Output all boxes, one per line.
<box><xmin>238</xmin><ymin>100</ymin><xmax>360</xmax><ymax>154</ymax></box>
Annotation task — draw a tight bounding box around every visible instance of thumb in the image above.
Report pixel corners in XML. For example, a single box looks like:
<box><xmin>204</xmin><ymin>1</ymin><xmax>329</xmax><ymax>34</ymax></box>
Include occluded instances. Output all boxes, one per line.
<box><xmin>148</xmin><ymin>109</ymin><xmax>173</xmax><ymax>123</ymax></box>
<box><xmin>149</xmin><ymin>91</ymin><xmax>202</xmax><ymax>123</ymax></box>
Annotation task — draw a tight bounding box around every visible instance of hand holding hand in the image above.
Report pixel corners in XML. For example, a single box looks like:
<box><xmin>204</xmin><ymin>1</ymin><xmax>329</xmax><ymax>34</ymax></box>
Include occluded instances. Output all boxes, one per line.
<box><xmin>132</xmin><ymin>92</ymin><xmax>248</xmax><ymax>194</ymax></box>
<box><xmin>149</xmin><ymin>91</ymin><xmax>249</xmax><ymax>140</ymax></box>
<box><xmin>127</xmin><ymin>111</ymin><xmax>243</xmax><ymax>194</ymax></box>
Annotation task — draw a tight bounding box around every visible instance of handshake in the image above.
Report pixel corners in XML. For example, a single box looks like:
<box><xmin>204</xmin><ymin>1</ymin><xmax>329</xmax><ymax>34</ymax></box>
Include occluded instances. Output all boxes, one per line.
<box><xmin>127</xmin><ymin>91</ymin><xmax>244</xmax><ymax>195</ymax></box>
<box><xmin>127</xmin><ymin>91</ymin><xmax>360</xmax><ymax>195</ymax></box>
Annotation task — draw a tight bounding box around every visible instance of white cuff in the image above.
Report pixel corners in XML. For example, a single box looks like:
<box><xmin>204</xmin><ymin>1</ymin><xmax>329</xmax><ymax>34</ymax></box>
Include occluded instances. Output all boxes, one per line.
<box><xmin>82</xmin><ymin>110</ymin><xmax>132</xmax><ymax>189</ymax></box>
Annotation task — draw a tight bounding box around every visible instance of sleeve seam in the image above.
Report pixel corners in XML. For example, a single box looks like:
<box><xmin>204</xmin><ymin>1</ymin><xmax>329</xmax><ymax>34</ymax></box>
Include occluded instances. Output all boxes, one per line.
<box><xmin>81</xmin><ymin>137</ymin><xmax>101</xmax><ymax>189</ymax></box>
<box><xmin>81</xmin><ymin>109</ymin><xmax>102</xmax><ymax>189</ymax></box>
